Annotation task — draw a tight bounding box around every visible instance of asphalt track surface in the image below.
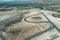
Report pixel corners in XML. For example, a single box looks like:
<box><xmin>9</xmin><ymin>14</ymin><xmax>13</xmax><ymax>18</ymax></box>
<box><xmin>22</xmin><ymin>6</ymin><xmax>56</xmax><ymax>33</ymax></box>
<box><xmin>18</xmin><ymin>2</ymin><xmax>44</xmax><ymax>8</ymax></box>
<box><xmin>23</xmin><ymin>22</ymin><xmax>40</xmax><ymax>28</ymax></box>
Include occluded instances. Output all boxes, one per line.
<box><xmin>0</xmin><ymin>10</ymin><xmax>60</xmax><ymax>40</ymax></box>
<box><xmin>24</xmin><ymin>14</ymin><xmax>49</xmax><ymax>23</ymax></box>
<box><xmin>25</xmin><ymin>12</ymin><xmax>60</xmax><ymax>40</ymax></box>
<box><xmin>41</xmin><ymin>12</ymin><xmax>60</xmax><ymax>32</ymax></box>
